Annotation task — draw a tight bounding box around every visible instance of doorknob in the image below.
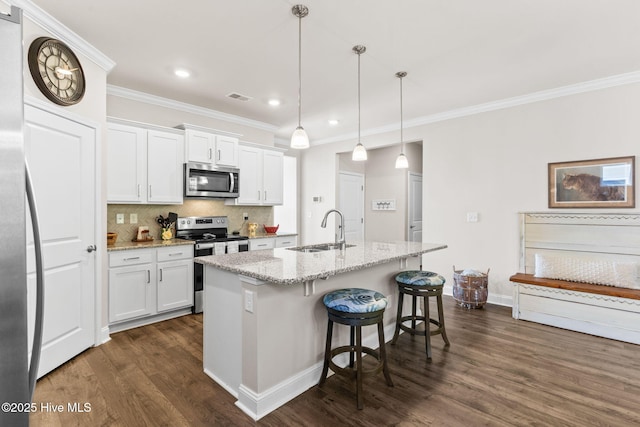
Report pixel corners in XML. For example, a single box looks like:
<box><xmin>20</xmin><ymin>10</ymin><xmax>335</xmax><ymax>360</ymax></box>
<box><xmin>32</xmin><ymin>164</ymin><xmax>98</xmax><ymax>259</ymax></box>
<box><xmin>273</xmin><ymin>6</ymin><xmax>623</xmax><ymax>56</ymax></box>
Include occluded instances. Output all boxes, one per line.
<box><xmin>86</xmin><ymin>245</ymin><xmax>97</xmax><ymax>253</ymax></box>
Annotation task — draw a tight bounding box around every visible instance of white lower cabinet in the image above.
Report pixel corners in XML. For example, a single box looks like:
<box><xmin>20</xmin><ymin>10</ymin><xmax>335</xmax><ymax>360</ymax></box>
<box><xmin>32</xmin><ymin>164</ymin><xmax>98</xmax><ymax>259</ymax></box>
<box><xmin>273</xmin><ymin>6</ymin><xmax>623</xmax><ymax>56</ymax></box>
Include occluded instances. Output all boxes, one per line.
<box><xmin>109</xmin><ymin>246</ymin><xmax>193</xmax><ymax>326</ymax></box>
<box><xmin>157</xmin><ymin>247</ymin><xmax>194</xmax><ymax>312</ymax></box>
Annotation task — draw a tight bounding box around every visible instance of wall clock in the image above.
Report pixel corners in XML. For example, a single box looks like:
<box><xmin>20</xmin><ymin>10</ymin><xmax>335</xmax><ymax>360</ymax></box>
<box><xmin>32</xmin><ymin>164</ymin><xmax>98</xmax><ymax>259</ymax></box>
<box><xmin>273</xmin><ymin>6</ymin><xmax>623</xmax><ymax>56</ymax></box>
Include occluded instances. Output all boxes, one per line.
<box><xmin>28</xmin><ymin>37</ymin><xmax>86</xmax><ymax>106</ymax></box>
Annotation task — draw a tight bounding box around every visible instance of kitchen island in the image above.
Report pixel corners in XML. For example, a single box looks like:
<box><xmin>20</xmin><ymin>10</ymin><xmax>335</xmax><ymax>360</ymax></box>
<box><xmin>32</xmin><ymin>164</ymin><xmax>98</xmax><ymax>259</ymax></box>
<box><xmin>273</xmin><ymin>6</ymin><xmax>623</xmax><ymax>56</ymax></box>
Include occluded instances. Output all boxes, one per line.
<box><xmin>196</xmin><ymin>240</ymin><xmax>447</xmax><ymax>420</ymax></box>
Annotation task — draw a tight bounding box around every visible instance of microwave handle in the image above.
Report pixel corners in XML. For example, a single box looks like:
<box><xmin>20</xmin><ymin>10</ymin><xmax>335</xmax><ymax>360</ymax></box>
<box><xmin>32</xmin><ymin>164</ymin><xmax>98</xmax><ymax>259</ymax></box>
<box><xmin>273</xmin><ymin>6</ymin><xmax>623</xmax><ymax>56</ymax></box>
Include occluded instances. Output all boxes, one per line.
<box><xmin>229</xmin><ymin>172</ymin><xmax>235</xmax><ymax>193</ymax></box>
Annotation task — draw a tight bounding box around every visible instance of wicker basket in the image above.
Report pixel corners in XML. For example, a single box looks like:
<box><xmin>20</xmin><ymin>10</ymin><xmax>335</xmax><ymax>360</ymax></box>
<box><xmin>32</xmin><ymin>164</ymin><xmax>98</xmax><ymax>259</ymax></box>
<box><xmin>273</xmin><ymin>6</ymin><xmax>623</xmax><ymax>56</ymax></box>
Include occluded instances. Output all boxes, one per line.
<box><xmin>452</xmin><ymin>266</ymin><xmax>489</xmax><ymax>309</ymax></box>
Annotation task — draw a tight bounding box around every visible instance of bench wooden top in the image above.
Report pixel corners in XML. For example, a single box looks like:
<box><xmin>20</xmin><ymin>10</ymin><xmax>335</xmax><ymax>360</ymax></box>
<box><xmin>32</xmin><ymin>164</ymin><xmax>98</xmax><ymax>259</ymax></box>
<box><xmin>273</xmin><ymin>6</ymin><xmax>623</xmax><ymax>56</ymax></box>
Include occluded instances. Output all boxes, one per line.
<box><xmin>509</xmin><ymin>273</ymin><xmax>640</xmax><ymax>300</ymax></box>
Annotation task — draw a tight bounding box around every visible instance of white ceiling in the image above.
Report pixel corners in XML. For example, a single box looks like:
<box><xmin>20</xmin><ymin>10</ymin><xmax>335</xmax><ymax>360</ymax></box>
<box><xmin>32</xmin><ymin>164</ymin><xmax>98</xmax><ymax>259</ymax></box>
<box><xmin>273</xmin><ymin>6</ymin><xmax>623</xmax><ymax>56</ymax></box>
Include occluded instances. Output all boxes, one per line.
<box><xmin>29</xmin><ymin>0</ymin><xmax>640</xmax><ymax>144</ymax></box>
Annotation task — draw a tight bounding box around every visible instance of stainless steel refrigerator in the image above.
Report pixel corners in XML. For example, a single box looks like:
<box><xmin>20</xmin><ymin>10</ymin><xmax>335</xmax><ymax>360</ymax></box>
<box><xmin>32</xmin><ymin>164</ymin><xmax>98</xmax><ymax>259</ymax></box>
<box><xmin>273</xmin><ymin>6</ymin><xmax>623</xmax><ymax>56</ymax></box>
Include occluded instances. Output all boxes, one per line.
<box><xmin>1</xmin><ymin>6</ymin><xmax>45</xmax><ymax>426</ymax></box>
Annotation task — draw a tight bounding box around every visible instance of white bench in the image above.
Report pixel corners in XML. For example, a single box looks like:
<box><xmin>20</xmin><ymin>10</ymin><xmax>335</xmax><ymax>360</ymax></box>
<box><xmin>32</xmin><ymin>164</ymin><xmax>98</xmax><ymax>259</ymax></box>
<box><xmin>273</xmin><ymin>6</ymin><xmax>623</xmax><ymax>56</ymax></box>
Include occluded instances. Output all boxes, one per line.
<box><xmin>511</xmin><ymin>213</ymin><xmax>640</xmax><ymax>345</ymax></box>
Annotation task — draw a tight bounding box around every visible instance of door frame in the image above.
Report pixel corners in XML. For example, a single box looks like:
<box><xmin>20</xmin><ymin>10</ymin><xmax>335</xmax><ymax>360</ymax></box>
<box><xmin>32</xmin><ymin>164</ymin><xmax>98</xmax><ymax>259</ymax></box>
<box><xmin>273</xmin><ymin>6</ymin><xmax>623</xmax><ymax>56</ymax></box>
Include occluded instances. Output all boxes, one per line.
<box><xmin>26</xmin><ymin>96</ymin><xmax>104</xmax><ymax>347</ymax></box>
<box><xmin>338</xmin><ymin>171</ymin><xmax>365</xmax><ymax>241</ymax></box>
<box><xmin>407</xmin><ymin>172</ymin><xmax>423</xmax><ymax>242</ymax></box>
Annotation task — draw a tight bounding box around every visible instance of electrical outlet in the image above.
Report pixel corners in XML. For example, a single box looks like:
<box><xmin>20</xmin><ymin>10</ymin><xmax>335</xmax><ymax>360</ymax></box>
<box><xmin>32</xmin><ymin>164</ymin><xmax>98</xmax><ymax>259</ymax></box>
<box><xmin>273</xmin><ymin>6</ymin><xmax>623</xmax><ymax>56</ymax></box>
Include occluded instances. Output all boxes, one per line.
<box><xmin>116</xmin><ymin>213</ymin><xmax>124</xmax><ymax>224</ymax></box>
<box><xmin>244</xmin><ymin>290</ymin><xmax>254</xmax><ymax>313</ymax></box>
<box><xmin>466</xmin><ymin>212</ymin><xmax>479</xmax><ymax>222</ymax></box>
<box><xmin>243</xmin><ymin>213</ymin><xmax>249</xmax><ymax>220</ymax></box>
<box><xmin>130</xmin><ymin>213</ymin><xmax>138</xmax><ymax>224</ymax></box>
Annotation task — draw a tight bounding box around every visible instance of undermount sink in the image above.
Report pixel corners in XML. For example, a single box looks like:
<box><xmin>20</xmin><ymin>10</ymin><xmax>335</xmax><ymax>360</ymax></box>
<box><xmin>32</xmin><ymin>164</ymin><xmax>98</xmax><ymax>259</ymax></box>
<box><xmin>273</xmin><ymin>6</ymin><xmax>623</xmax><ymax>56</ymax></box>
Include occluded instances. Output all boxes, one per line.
<box><xmin>287</xmin><ymin>243</ymin><xmax>356</xmax><ymax>253</ymax></box>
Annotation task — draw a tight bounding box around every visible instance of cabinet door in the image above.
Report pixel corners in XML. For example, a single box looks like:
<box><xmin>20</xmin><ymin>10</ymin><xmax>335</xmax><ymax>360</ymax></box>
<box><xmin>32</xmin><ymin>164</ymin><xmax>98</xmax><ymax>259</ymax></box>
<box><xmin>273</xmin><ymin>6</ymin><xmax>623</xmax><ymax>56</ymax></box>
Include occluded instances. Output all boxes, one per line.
<box><xmin>262</xmin><ymin>150</ymin><xmax>284</xmax><ymax>205</ymax></box>
<box><xmin>109</xmin><ymin>264</ymin><xmax>155</xmax><ymax>323</ymax></box>
<box><xmin>157</xmin><ymin>259</ymin><xmax>194</xmax><ymax>312</ymax></box>
<box><xmin>107</xmin><ymin>123</ymin><xmax>146</xmax><ymax>203</ymax></box>
<box><xmin>215</xmin><ymin>136</ymin><xmax>239</xmax><ymax>167</ymax></box>
<box><xmin>147</xmin><ymin>130</ymin><xmax>184</xmax><ymax>204</ymax></box>
<box><xmin>237</xmin><ymin>145</ymin><xmax>262</xmax><ymax>205</ymax></box>
<box><xmin>185</xmin><ymin>130</ymin><xmax>215</xmax><ymax>164</ymax></box>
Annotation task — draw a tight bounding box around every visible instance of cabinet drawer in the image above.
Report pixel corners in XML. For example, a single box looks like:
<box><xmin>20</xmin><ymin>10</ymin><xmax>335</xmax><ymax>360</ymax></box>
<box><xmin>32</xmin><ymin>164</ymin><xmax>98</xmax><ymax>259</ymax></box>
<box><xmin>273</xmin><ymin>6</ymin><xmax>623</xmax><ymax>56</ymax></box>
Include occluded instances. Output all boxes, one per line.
<box><xmin>157</xmin><ymin>245</ymin><xmax>194</xmax><ymax>262</ymax></box>
<box><xmin>109</xmin><ymin>250</ymin><xmax>154</xmax><ymax>267</ymax></box>
<box><xmin>275</xmin><ymin>236</ymin><xmax>297</xmax><ymax>248</ymax></box>
<box><xmin>249</xmin><ymin>238</ymin><xmax>275</xmax><ymax>251</ymax></box>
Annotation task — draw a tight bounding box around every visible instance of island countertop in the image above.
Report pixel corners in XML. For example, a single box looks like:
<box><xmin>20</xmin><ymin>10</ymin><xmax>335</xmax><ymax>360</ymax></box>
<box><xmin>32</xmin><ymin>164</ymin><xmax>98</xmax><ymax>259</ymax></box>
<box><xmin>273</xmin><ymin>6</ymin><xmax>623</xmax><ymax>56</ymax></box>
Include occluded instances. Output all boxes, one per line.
<box><xmin>195</xmin><ymin>240</ymin><xmax>447</xmax><ymax>285</ymax></box>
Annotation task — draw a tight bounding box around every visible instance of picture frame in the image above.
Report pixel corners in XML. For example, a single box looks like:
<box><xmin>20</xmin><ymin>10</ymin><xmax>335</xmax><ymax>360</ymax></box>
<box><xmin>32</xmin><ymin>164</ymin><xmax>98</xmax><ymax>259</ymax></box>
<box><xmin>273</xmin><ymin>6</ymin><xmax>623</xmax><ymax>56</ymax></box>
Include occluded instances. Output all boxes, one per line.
<box><xmin>548</xmin><ymin>156</ymin><xmax>635</xmax><ymax>208</ymax></box>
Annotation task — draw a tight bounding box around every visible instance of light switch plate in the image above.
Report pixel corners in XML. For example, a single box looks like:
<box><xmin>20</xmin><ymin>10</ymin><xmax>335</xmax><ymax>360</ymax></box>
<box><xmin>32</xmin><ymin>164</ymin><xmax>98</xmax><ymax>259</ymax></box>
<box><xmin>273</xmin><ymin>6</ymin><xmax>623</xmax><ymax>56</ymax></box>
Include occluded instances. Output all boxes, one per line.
<box><xmin>466</xmin><ymin>212</ymin><xmax>479</xmax><ymax>222</ymax></box>
<box><xmin>130</xmin><ymin>213</ymin><xmax>138</xmax><ymax>224</ymax></box>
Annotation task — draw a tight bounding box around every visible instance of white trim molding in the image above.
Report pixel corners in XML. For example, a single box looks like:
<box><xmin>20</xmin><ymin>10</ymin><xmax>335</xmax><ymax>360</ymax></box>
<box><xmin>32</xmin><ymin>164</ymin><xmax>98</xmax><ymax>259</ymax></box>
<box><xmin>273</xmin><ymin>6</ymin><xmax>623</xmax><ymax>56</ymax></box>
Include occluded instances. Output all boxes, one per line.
<box><xmin>107</xmin><ymin>85</ymin><xmax>279</xmax><ymax>133</ymax></box>
<box><xmin>6</xmin><ymin>0</ymin><xmax>115</xmax><ymax>72</ymax></box>
<box><xmin>313</xmin><ymin>70</ymin><xmax>640</xmax><ymax>146</ymax></box>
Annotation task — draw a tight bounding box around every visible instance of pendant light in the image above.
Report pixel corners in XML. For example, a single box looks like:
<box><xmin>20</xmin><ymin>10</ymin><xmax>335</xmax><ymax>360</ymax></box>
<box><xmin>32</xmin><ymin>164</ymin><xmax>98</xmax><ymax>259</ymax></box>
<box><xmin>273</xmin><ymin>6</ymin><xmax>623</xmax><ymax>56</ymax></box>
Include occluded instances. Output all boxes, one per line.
<box><xmin>352</xmin><ymin>45</ymin><xmax>367</xmax><ymax>161</ymax></box>
<box><xmin>291</xmin><ymin>5</ymin><xmax>310</xmax><ymax>149</ymax></box>
<box><xmin>395</xmin><ymin>71</ymin><xmax>409</xmax><ymax>169</ymax></box>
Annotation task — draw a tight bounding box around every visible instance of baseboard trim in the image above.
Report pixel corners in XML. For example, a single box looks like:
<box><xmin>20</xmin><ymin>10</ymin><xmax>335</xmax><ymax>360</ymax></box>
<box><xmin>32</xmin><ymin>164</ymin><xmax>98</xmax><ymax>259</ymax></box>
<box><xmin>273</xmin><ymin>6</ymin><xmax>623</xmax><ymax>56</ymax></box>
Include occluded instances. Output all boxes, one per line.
<box><xmin>108</xmin><ymin>308</ymin><xmax>192</xmax><ymax>334</ymax></box>
<box><xmin>233</xmin><ymin>322</ymin><xmax>399</xmax><ymax>421</ymax></box>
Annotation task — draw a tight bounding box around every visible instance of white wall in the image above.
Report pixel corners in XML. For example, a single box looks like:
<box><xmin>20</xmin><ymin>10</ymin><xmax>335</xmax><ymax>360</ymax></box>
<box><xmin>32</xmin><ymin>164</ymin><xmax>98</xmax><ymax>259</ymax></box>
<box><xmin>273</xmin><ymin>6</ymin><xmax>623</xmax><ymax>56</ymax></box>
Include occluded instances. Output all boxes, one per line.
<box><xmin>301</xmin><ymin>83</ymin><xmax>640</xmax><ymax>305</ymax></box>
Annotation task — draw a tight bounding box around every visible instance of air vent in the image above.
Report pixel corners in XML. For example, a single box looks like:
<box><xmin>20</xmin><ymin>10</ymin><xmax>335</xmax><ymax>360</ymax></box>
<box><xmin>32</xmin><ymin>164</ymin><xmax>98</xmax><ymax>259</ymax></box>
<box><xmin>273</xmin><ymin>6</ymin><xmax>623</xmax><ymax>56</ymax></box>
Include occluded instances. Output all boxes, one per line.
<box><xmin>226</xmin><ymin>92</ymin><xmax>252</xmax><ymax>102</ymax></box>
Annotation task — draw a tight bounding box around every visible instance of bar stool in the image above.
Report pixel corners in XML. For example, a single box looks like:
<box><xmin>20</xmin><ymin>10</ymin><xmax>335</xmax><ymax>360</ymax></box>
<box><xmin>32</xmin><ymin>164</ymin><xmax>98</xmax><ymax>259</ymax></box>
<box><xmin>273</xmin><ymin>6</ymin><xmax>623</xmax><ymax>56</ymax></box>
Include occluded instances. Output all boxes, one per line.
<box><xmin>391</xmin><ymin>270</ymin><xmax>450</xmax><ymax>360</ymax></box>
<box><xmin>318</xmin><ymin>288</ymin><xmax>393</xmax><ymax>409</ymax></box>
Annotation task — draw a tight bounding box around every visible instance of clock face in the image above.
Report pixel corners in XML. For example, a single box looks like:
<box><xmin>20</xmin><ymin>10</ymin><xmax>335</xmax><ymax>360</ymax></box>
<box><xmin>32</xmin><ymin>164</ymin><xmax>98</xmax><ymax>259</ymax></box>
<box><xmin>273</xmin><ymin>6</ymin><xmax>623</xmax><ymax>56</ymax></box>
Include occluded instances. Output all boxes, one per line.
<box><xmin>28</xmin><ymin>37</ymin><xmax>86</xmax><ymax>106</ymax></box>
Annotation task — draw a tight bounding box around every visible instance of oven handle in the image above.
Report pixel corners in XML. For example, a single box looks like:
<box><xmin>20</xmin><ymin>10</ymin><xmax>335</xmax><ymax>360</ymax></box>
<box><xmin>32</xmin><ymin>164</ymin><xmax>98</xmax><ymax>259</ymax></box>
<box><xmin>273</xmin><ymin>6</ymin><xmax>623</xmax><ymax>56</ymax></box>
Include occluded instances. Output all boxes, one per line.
<box><xmin>229</xmin><ymin>172</ymin><xmax>235</xmax><ymax>193</ymax></box>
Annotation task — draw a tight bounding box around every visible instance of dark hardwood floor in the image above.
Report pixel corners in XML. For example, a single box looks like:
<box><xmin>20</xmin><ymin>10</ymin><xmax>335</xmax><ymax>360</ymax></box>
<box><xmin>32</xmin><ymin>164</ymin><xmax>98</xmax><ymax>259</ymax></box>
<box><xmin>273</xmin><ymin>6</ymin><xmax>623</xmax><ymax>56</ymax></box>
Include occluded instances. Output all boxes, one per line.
<box><xmin>31</xmin><ymin>297</ymin><xmax>640</xmax><ymax>426</ymax></box>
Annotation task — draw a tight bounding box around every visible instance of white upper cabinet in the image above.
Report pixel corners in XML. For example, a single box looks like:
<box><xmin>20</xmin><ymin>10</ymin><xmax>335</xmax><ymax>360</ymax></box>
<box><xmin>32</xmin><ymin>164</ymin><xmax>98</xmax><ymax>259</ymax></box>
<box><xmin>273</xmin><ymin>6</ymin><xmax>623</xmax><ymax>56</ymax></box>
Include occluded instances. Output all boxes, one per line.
<box><xmin>215</xmin><ymin>135</ymin><xmax>239</xmax><ymax>167</ymax></box>
<box><xmin>107</xmin><ymin>119</ymin><xmax>184</xmax><ymax>204</ymax></box>
<box><xmin>147</xmin><ymin>130</ymin><xmax>184</xmax><ymax>204</ymax></box>
<box><xmin>230</xmin><ymin>143</ymin><xmax>284</xmax><ymax>206</ymax></box>
<box><xmin>107</xmin><ymin>122</ymin><xmax>146</xmax><ymax>203</ymax></box>
<box><xmin>184</xmin><ymin>129</ymin><xmax>215</xmax><ymax>164</ymax></box>
<box><xmin>180</xmin><ymin>124</ymin><xmax>240</xmax><ymax>167</ymax></box>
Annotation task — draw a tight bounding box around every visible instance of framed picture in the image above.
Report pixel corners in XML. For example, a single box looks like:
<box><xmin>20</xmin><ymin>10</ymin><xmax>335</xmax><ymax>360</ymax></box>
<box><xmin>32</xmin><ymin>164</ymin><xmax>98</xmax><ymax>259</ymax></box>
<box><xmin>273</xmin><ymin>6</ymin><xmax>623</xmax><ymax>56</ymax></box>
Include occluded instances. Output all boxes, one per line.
<box><xmin>548</xmin><ymin>156</ymin><xmax>635</xmax><ymax>208</ymax></box>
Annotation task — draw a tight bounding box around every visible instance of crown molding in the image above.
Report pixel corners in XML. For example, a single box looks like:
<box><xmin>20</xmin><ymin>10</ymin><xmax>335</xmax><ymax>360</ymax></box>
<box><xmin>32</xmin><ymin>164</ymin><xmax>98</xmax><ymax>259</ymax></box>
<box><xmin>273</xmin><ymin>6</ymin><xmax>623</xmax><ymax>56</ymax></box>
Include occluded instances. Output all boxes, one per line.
<box><xmin>6</xmin><ymin>0</ymin><xmax>115</xmax><ymax>72</ymax></box>
<box><xmin>107</xmin><ymin>85</ymin><xmax>279</xmax><ymax>133</ymax></box>
<box><xmin>313</xmin><ymin>70</ymin><xmax>640</xmax><ymax>146</ymax></box>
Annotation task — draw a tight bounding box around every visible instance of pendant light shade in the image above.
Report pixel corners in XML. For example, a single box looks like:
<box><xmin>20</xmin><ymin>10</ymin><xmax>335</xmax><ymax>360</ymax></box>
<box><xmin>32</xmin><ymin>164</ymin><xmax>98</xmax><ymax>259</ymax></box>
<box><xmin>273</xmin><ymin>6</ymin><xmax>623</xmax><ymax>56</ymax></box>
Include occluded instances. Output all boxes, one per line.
<box><xmin>395</xmin><ymin>71</ymin><xmax>409</xmax><ymax>169</ymax></box>
<box><xmin>351</xmin><ymin>45</ymin><xmax>367</xmax><ymax>161</ymax></box>
<box><xmin>395</xmin><ymin>153</ymin><xmax>409</xmax><ymax>169</ymax></box>
<box><xmin>352</xmin><ymin>143</ymin><xmax>367</xmax><ymax>161</ymax></box>
<box><xmin>291</xmin><ymin>5</ymin><xmax>309</xmax><ymax>149</ymax></box>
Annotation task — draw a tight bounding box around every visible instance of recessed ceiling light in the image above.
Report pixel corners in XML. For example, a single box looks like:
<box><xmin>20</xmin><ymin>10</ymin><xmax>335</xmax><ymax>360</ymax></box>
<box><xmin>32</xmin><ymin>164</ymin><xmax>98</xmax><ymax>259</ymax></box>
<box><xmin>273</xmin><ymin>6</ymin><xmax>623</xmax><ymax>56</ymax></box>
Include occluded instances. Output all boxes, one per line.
<box><xmin>174</xmin><ymin>69</ymin><xmax>190</xmax><ymax>78</ymax></box>
<box><xmin>268</xmin><ymin>99</ymin><xmax>281</xmax><ymax>106</ymax></box>
<box><xmin>328</xmin><ymin>119</ymin><xmax>339</xmax><ymax>126</ymax></box>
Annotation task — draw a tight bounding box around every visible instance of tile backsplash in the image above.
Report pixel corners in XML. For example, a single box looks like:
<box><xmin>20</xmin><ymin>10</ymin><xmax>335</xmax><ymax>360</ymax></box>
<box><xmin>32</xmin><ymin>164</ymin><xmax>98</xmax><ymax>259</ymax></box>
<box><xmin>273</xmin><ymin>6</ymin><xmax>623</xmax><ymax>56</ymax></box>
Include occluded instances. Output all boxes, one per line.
<box><xmin>107</xmin><ymin>200</ymin><xmax>274</xmax><ymax>242</ymax></box>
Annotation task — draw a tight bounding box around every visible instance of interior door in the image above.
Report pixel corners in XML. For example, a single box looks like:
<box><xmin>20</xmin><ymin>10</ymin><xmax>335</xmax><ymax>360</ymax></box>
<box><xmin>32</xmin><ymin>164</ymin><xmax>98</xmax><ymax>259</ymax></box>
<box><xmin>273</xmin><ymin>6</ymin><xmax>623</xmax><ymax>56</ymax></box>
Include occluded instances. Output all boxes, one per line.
<box><xmin>408</xmin><ymin>173</ymin><xmax>423</xmax><ymax>242</ymax></box>
<box><xmin>339</xmin><ymin>172</ymin><xmax>364</xmax><ymax>241</ymax></box>
<box><xmin>24</xmin><ymin>104</ymin><xmax>96</xmax><ymax>378</ymax></box>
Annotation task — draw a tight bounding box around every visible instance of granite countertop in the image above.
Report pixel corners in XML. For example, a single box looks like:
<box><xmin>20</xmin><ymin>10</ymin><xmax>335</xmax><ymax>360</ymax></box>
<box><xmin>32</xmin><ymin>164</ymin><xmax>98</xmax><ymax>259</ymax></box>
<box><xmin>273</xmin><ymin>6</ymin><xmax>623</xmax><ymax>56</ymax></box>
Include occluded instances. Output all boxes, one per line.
<box><xmin>107</xmin><ymin>238</ymin><xmax>195</xmax><ymax>252</ymax></box>
<box><xmin>195</xmin><ymin>240</ymin><xmax>447</xmax><ymax>284</ymax></box>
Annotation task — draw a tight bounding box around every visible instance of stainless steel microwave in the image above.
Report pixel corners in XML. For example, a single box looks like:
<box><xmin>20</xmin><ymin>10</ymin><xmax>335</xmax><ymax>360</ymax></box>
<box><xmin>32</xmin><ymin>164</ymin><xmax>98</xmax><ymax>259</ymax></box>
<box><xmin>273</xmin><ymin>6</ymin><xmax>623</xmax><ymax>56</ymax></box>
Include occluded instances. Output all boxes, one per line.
<box><xmin>184</xmin><ymin>162</ymin><xmax>239</xmax><ymax>198</ymax></box>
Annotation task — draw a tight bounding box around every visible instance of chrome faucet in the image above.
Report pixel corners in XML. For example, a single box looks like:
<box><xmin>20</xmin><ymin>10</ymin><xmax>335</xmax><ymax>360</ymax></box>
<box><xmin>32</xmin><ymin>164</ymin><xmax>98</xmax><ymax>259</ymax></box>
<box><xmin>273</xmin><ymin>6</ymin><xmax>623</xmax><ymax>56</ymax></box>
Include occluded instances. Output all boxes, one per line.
<box><xmin>321</xmin><ymin>209</ymin><xmax>346</xmax><ymax>250</ymax></box>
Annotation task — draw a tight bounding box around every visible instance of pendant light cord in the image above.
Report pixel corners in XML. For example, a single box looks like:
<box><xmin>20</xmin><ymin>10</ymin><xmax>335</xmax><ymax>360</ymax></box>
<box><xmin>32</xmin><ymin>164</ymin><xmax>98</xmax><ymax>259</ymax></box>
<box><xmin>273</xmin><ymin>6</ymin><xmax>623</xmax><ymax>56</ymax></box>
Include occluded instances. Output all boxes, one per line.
<box><xmin>399</xmin><ymin>74</ymin><xmax>403</xmax><ymax>152</ymax></box>
<box><xmin>357</xmin><ymin>51</ymin><xmax>361</xmax><ymax>143</ymax></box>
<box><xmin>297</xmin><ymin>13</ymin><xmax>302</xmax><ymax>128</ymax></box>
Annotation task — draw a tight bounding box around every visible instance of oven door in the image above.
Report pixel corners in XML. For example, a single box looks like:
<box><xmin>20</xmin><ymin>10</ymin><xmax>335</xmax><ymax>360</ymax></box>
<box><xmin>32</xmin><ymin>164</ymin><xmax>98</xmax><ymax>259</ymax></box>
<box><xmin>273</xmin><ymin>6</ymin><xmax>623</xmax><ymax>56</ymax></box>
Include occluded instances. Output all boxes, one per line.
<box><xmin>185</xmin><ymin>162</ymin><xmax>239</xmax><ymax>198</ymax></box>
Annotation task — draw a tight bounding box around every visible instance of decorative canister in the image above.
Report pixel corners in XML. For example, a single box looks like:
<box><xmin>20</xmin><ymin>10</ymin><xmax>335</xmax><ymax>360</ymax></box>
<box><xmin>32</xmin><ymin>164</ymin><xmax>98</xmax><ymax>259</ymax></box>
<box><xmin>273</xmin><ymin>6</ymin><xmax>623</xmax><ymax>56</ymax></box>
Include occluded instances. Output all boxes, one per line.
<box><xmin>248</xmin><ymin>222</ymin><xmax>258</xmax><ymax>237</ymax></box>
<box><xmin>161</xmin><ymin>227</ymin><xmax>173</xmax><ymax>240</ymax></box>
<box><xmin>452</xmin><ymin>266</ymin><xmax>490</xmax><ymax>309</ymax></box>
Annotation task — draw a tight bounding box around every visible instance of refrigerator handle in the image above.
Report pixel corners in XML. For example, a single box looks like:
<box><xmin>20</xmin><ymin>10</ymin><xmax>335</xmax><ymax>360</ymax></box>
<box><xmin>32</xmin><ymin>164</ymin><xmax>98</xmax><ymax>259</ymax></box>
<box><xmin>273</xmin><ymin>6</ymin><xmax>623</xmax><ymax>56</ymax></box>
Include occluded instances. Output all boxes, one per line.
<box><xmin>25</xmin><ymin>161</ymin><xmax>44</xmax><ymax>400</ymax></box>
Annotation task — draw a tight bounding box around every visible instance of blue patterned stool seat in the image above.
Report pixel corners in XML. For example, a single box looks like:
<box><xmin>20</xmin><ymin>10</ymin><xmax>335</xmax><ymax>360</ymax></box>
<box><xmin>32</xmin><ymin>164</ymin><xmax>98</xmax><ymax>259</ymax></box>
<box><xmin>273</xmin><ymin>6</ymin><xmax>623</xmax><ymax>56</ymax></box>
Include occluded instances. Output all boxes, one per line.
<box><xmin>395</xmin><ymin>270</ymin><xmax>445</xmax><ymax>287</ymax></box>
<box><xmin>323</xmin><ymin>288</ymin><xmax>388</xmax><ymax>313</ymax></box>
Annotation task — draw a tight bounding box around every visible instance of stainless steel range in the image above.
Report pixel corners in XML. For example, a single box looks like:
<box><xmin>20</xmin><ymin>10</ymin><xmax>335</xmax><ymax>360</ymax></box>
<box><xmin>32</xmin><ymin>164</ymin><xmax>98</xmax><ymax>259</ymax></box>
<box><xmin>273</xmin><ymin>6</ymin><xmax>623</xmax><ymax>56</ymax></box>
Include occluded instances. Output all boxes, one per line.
<box><xmin>176</xmin><ymin>216</ymin><xmax>248</xmax><ymax>313</ymax></box>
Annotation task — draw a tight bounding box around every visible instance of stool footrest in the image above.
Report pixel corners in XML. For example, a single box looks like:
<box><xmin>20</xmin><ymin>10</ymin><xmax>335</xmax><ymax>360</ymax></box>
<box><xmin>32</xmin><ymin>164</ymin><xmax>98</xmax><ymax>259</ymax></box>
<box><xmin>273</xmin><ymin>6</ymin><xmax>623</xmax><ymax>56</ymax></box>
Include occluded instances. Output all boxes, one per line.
<box><xmin>328</xmin><ymin>345</ymin><xmax>384</xmax><ymax>379</ymax></box>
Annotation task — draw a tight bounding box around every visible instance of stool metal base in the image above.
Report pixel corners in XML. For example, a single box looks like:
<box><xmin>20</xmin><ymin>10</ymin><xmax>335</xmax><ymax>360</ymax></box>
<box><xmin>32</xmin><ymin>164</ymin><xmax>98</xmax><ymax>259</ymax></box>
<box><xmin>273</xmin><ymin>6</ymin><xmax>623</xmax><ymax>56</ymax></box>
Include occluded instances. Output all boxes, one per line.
<box><xmin>391</xmin><ymin>283</ymin><xmax>450</xmax><ymax>360</ymax></box>
<box><xmin>318</xmin><ymin>307</ymin><xmax>393</xmax><ymax>410</ymax></box>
